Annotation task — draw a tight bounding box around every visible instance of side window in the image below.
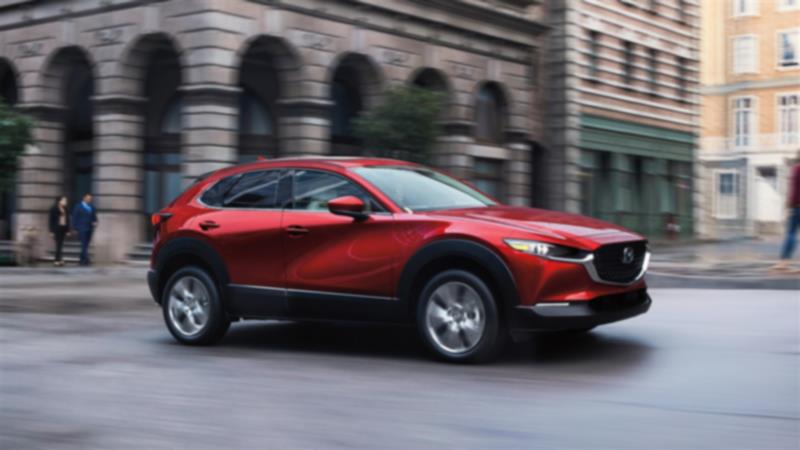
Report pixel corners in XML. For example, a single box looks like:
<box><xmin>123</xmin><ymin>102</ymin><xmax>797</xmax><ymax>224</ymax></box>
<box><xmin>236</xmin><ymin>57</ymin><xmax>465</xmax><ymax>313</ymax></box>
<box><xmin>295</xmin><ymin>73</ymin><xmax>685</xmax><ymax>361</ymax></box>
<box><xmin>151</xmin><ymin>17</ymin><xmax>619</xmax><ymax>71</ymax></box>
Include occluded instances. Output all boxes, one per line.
<box><xmin>223</xmin><ymin>170</ymin><xmax>281</xmax><ymax>208</ymax></box>
<box><xmin>200</xmin><ymin>175</ymin><xmax>240</xmax><ymax>207</ymax></box>
<box><xmin>290</xmin><ymin>170</ymin><xmax>382</xmax><ymax>212</ymax></box>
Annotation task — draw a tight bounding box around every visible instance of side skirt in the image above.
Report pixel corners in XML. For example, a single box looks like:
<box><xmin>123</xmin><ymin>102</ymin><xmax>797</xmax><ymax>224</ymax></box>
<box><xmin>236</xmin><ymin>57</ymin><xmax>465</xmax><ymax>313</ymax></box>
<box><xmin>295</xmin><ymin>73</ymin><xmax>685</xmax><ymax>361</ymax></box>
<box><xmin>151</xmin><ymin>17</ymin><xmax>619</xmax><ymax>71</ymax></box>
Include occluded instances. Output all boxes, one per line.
<box><xmin>226</xmin><ymin>284</ymin><xmax>409</xmax><ymax>323</ymax></box>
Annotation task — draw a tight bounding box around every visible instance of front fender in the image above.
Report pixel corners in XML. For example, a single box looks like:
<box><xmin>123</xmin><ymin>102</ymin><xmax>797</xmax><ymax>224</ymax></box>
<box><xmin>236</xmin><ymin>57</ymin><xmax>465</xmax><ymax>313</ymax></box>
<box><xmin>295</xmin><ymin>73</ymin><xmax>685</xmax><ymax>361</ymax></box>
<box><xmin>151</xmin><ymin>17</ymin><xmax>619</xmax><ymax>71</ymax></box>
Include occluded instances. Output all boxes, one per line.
<box><xmin>397</xmin><ymin>238</ymin><xmax>520</xmax><ymax>314</ymax></box>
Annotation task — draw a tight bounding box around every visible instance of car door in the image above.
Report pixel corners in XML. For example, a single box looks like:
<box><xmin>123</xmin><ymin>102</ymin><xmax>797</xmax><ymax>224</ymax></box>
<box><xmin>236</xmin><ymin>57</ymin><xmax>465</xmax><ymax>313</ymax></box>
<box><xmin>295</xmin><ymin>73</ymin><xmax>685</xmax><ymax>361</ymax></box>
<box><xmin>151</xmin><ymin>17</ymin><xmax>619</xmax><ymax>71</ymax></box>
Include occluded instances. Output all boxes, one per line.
<box><xmin>193</xmin><ymin>169</ymin><xmax>290</xmax><ymax>316</ymax></box>
<box><xmin>282</xmin><ymin>168</ymin><xmax>401</xmax><ymax>321</ymax></box>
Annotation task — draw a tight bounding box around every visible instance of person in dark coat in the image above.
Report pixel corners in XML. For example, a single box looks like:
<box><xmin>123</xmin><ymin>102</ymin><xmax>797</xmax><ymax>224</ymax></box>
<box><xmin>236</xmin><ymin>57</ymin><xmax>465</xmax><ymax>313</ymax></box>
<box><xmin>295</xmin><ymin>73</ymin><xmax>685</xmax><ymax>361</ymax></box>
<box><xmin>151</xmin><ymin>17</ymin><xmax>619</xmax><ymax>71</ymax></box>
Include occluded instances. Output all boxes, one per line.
<box><xmin>48</xmin><ymin>196</ymin><xmax>70</xmax><ymax>266</ymax></box>
<box><xmin>71</xmin><ymin>193</ymin><xmax>98</xmax><ymax>266</ymax></box>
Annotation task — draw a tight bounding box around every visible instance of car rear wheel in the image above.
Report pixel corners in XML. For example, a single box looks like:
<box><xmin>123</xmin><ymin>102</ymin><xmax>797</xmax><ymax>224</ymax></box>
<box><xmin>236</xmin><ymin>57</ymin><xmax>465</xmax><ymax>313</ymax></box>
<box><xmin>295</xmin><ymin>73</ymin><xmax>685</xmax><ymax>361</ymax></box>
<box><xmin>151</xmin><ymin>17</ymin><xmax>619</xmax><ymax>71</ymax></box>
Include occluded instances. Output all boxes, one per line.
<box><xmin>417</xmin><ymin>270</ymin><xmax>505</xmax><ymax>363</ymax></box>
<box><xmin>162</xmin><ymin>266</ymin><xmax>229</xmax><ymax>345</ymax></box>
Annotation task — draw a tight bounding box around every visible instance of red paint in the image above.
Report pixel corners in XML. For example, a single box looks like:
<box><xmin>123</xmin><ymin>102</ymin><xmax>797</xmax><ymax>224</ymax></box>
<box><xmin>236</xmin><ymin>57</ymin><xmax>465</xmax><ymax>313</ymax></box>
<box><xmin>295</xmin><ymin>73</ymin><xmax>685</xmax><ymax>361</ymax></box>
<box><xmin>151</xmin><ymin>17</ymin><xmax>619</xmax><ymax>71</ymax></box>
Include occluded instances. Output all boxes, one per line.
<box><xmin>152</xmin><ymin>158</ymin><xmax>648</xmax><ymax>306</ymax></box>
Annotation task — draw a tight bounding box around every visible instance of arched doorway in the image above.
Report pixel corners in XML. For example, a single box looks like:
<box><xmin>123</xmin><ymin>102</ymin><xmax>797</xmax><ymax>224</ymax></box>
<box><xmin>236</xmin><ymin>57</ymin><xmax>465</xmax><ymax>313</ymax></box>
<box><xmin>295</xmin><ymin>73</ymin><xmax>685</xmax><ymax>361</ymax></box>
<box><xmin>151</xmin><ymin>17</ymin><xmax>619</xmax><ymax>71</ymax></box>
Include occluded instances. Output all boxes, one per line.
<box><xmin>42</xmin><ymin>47</ymin><xmax>95</xmax><ymax>207</ymax></box>
<box><xmin>132</xmin><ymin>36</ymin><xmax>183</xmax><ymax>221</ymax></box>
<box><xmin>0</xmin><ymin>58</ymin><xmax>18</xmax><ymax>240</ymax></box>
<box><xmin>238</xmin><ymin>37</ymin><xmax>289</xmax><ymax>162</ymax></box>
<box><xmin>329</xmin><ymin>53</ymin><xmax>382</xmax><ymax>155</ymax></box>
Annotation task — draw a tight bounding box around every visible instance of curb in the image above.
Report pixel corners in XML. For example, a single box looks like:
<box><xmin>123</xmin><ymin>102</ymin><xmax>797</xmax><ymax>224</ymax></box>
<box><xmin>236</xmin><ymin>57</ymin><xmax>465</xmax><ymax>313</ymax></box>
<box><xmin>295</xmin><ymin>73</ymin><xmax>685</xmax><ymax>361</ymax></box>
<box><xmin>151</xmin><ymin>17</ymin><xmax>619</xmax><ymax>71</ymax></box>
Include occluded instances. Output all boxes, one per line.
<box><xmin>645</xmin><ymin>272</ymin><xmax>800</xmax><ymax>290</ymax></box>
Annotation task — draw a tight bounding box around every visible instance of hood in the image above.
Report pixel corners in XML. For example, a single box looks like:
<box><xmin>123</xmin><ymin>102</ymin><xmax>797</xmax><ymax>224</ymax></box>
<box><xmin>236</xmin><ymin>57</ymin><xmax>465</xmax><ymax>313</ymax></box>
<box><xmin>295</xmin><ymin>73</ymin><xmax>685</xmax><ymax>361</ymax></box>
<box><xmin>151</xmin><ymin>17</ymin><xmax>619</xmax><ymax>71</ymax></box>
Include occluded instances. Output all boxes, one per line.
<box><xmin>430</xmin><ymin>206</ymin><xmax>645</xmax><ymax>248</ymax></box>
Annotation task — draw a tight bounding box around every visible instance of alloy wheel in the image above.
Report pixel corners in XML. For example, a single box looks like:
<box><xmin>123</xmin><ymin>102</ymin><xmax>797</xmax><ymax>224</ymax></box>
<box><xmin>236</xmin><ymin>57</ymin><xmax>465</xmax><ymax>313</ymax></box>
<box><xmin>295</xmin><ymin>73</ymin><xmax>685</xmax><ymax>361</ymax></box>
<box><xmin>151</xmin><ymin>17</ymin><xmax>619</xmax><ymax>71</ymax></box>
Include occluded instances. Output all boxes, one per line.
<box><xmin>424</xmin><ymin>281</ymin><xmax>486</xmax><ymax>355</ymax></box>
<box><xmin>167</xmin><ymin>276</ymin><xmax>211</xmax><ymax>337</ymax></box>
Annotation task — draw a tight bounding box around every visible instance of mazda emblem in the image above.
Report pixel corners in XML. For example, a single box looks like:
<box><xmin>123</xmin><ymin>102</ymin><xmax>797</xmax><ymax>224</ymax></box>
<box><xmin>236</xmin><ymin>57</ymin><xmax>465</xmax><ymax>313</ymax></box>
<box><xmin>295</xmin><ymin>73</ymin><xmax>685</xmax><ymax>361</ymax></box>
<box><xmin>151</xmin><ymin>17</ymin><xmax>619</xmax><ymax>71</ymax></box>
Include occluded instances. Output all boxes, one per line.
<box><xmin>622</xmin><ymin>247</ymin><xmax>635</xmax><ymax>264</ymax></box>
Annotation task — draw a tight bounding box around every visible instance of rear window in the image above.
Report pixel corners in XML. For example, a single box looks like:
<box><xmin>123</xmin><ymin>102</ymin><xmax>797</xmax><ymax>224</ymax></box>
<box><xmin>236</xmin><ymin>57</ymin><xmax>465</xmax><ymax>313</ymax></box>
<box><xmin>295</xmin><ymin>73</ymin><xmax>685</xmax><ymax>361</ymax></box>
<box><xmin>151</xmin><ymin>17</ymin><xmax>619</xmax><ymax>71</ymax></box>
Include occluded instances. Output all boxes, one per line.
<box><xmin>200</xmin><ymin>170</ymin><xmax>282</xmax><ymax>208</ymax></box>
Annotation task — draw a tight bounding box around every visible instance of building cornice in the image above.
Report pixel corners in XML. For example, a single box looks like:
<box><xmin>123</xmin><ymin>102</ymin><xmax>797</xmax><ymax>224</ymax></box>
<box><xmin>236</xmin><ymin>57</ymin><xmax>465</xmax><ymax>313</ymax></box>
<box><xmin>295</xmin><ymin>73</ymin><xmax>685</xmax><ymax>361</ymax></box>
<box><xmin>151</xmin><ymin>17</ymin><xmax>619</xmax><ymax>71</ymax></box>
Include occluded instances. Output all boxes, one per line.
<box><xmin>700</xmin><ymin>77</ymin><xmax>800</xmax><ymax>95</ymax></box>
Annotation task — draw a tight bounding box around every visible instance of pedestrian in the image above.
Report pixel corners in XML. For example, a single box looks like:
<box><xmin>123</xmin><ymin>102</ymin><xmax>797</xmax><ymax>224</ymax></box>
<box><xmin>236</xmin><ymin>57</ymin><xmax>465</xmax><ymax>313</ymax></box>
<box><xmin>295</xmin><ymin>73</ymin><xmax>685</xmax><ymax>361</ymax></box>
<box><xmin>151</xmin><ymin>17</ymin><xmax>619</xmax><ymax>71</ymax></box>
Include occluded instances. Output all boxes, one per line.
<box><xmin>71</xmin><ymin>193</ymin><xmax>98</xmax><ymax>266</ymax></box>
<box><xmin>773</xmin><ymin>151</ymin><xmax>800</xmax><ymax>272</ymax></box>
<box><xmin>48</xmin><ymin>196</ymin><xmax>70</xmax><ymax>266</ymax></box>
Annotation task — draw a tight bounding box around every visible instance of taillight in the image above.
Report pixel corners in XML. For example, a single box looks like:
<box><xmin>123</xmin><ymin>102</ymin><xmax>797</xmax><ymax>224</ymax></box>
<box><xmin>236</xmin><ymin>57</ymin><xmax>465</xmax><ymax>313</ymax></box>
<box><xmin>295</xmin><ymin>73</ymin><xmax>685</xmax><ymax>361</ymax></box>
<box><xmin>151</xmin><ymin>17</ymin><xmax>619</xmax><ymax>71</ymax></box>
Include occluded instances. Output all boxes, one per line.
<box><xmin>151</xmin><ymin>212</ymin><xmax>173</xmax><ymax>227</ymax></box>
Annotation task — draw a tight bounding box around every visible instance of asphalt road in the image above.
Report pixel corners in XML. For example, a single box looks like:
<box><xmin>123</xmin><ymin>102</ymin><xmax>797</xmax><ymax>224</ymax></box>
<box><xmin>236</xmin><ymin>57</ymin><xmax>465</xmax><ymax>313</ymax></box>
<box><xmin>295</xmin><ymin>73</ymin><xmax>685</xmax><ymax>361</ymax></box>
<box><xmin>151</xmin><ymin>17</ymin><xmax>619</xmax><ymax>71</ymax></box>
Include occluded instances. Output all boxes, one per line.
<box><xmin>1</xmin><ymin>273</ymin><xmax>798</xmax><ymax>449</ymax></box>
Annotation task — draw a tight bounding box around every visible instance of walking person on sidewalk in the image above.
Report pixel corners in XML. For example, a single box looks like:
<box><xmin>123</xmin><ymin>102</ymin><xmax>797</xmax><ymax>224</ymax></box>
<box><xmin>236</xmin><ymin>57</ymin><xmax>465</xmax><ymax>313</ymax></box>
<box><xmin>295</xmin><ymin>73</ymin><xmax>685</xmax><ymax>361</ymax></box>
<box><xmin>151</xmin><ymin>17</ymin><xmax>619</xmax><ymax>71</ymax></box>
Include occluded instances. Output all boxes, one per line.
<box><xmin>48</xmin><ymin>196</ymin><xmax>70</xmax><ymax>266</ymax></box>
<box><xmin>774</xmin><ymin>152</ymin><xmax>800</xmax><ymax>271</ymax></box>
<box><xmin>71</xmin><ymin>193</ymin><xmax>98</xmax><ymax>266</ymax></box>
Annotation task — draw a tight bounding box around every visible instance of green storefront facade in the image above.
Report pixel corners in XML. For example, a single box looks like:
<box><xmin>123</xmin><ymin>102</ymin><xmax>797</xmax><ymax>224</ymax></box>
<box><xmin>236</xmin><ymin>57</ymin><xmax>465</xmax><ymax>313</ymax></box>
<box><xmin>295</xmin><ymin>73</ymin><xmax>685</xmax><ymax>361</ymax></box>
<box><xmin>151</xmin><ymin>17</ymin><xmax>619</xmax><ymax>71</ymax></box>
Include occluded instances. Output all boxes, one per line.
<box><xmin>578</xmin><ymin>115</ymin><xmax>694</xmax><ymax>239</ymax></box>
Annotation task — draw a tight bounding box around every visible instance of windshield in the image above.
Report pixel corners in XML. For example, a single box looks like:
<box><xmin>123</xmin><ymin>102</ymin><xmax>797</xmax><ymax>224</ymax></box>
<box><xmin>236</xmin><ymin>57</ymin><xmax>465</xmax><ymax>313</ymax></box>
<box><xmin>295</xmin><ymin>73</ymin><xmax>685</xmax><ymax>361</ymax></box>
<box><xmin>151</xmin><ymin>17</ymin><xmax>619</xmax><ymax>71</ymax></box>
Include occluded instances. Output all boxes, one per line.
<box><xmin>352</xmin><ymin>166</ymin><xmax>497</xmax><ymax>212</ymax></box>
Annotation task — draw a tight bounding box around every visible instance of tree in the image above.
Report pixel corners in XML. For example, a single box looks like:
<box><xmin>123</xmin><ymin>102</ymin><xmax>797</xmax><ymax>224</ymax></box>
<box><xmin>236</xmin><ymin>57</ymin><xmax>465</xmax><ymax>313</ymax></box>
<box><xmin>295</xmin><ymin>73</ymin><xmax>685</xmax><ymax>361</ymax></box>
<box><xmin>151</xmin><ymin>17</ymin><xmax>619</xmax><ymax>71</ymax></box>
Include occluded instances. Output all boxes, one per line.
<box><xmin>353</xmin><ymin>85</ymin><xmax>444</xmax><ymax>163</ymax></box>
<box><xmin>0</xmin><ymin>101</ymin><xmax>33</xmax><ymax>192</ymax></box>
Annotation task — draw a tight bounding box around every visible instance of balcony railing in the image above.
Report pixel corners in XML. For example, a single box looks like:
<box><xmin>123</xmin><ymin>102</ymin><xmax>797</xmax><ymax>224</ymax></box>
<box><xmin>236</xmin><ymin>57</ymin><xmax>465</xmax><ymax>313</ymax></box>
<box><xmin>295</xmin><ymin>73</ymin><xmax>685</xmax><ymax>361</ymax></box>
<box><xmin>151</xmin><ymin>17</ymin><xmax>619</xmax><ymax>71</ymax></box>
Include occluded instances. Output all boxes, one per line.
<box><xmin>700</xmin><ymin>133</ymin><xmax>800</xmax><ymax>154</ymax></box>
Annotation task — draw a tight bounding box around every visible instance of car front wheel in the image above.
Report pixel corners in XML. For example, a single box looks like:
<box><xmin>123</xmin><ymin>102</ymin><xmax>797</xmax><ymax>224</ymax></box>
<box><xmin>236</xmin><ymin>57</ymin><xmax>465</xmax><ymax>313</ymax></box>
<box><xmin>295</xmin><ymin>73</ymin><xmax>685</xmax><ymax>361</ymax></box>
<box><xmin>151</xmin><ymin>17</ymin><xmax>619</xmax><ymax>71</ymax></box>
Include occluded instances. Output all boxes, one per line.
<box><xmin>162</xmin><ymin>266</ymin><xmax>230</xmax><ymax>345</ymax></box>
<box><xmin>417</xmin><ymin>270</ymin><xmax>505</xmax><ymax>363</ymax></box>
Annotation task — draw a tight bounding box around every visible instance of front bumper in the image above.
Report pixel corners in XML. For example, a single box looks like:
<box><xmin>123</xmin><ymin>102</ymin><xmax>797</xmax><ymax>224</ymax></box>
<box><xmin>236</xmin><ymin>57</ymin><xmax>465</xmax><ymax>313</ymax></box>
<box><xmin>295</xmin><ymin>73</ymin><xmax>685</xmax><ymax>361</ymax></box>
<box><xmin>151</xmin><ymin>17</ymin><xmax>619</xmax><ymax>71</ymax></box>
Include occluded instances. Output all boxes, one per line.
<box><xmin>510</xmin><ymin>289</ymin><xmax>651</xmax><ymax>332</ymax></box>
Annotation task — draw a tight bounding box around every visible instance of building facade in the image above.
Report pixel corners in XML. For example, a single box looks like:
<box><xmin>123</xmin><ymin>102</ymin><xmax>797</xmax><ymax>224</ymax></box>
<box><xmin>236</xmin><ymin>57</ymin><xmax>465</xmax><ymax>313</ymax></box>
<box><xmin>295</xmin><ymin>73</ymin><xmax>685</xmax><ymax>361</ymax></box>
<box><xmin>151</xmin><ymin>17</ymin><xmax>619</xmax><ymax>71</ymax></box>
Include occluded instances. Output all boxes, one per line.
<box><xmin>698</xmin><ymin>0</ymin><xmax>800</xmax><ymax>238</ymax></box>
<box><xmin>0</xmin><ymin>0</ymin><xmax>544</xmax><ymax>262</ymax></box>
<box><xmin>541</xmin><ymin>0</ymin><xmax>698</xmax><ymax>239</ymax></box>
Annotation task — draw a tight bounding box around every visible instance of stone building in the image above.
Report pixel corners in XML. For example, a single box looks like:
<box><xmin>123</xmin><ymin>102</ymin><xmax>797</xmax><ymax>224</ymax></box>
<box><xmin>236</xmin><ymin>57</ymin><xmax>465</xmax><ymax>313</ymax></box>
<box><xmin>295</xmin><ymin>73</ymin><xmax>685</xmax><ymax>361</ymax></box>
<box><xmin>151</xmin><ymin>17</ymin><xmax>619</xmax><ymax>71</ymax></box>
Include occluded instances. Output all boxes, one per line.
<box><xmin>0</xmin><ymin>0</ymin><xmax>544</xmax><ymax>262</ymax></box>
<box><xmin>540</xmin><ymin>0</ymin><xmax>698</xmax><ymax>238</ymax></box>
<box><xmin>697</xmin><ymin>0</ymin><xmax>799</xmax><ymax>238</ymax></box>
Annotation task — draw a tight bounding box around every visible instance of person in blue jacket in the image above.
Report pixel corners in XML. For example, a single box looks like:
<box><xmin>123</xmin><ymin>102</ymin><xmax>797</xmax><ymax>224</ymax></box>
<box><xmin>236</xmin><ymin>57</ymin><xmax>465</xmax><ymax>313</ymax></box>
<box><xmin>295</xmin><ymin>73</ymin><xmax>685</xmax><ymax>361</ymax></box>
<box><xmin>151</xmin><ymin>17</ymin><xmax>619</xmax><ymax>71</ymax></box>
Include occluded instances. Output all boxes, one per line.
<box><xmin>71</xmin><ymin>193</ymin><xmax>98</xmax><ymax>266</ymax></box>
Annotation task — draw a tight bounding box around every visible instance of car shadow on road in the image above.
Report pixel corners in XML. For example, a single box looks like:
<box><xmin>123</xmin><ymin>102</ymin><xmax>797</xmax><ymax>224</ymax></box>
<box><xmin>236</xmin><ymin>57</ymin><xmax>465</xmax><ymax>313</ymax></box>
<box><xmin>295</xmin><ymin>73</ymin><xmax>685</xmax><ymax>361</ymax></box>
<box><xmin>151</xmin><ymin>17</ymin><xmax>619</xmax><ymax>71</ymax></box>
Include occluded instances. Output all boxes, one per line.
<box><xmin>509</xmin><ymin>330</ymin><xmax>654</xmax><ymax>372</ymax></box>
<box><xmin>213</xmin><ymin>321</ymin><xmax>653</xmax><ymax>372</ymax></box>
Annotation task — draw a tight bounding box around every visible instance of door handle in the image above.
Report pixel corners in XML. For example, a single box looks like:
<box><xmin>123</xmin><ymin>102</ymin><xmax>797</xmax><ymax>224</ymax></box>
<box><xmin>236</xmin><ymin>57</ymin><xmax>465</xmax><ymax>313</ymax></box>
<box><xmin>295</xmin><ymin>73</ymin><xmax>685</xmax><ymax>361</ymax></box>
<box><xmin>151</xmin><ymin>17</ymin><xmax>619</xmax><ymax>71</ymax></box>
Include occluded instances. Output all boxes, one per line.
<box><xmin>199</xmin><ymin>220</ymin><xmax>220</xmax><ymax>231</ymax></box>
<box><xmin>286</xmin><ymin>225</ymin><xmax>309</xmax><ymax>236</ymax></box>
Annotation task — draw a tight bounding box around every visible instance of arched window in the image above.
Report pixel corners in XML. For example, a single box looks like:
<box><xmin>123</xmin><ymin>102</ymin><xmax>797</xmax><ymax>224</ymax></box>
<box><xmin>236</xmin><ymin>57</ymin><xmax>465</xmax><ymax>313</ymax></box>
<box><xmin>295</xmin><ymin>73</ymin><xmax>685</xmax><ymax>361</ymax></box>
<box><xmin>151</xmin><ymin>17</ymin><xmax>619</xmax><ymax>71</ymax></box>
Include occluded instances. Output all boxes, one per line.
<box><xmin>239</xmin><ymin>91</ymin><xmax>273</xmax><ymax>136</ymax></box>
<box><xmin>0</xmin><ymin>60</ymin><xmax>17</xmax><ymax>106</ymax></box>
<box><xmin>331</xmin><ymin>78</ymin><xmax>360</xmax><ymax>140</ymax></box>
<box><xmin>44</xmin><ymin>47</ymin><xmax>95</xmax><ymax>206</ymax></box>
<box><xmin>329</xmin><ymin>53</ymin><xmax>381</xmax><ymax>155</ymax></box>
<box><xmin>160</xmin><ymin>96</ymin><xmax>182</xmax><ymax>135</ymax></box>
<box><xmin>411</xmin><ymin>68</ymin><xmax>447</xmax><ymax>93</ymax></box>
<box><xmin>475</xmin><ymin>83</ymin><xmax>506</xmax><ymax>143</ymax></box>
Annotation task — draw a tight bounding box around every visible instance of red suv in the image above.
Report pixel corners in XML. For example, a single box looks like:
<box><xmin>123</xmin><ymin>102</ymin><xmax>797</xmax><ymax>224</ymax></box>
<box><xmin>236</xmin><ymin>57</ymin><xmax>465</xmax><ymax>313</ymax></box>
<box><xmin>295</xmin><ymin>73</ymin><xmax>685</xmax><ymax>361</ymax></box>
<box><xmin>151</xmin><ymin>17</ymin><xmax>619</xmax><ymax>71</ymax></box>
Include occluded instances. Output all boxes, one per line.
<box><xmin>148</xmin><ymin>157</ymin><xmax>651</xmax><ymax>362</ymax></box>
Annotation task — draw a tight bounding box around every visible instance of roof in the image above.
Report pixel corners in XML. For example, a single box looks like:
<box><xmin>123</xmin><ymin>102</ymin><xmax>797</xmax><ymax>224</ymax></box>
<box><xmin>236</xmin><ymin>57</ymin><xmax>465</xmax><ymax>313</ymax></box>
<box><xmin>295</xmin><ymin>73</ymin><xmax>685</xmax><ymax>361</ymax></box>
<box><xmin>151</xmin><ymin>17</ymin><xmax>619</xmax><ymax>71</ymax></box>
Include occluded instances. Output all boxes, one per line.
<box><xmin>243</xmin><ymin>156</ymin><xmax>419</xmax><ymax>169</ymax></box>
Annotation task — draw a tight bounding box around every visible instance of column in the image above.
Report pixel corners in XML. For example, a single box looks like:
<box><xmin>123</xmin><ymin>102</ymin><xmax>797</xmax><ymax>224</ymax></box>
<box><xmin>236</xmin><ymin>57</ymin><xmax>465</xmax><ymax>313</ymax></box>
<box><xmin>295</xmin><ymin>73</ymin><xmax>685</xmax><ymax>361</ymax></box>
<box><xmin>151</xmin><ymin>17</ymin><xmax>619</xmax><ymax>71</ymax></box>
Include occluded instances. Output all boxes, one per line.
<box><xmin>642</xmin><ymin>158</ymin><xmax>669</xmax><ymax>238</ymax></box>
<box><xmin>14</xmin><ymin>103</ymin><xmax>65</xmax><ymax>258</ymax></box>
<box><xmin>180</xmin><ymin>84</ymin><xmax>240</xmax><ymax>182</ymax></box>
<box><xmin>610</xmin><ymin>153</ymin><xmax>635</xmax><ymax>231</ymax></box>
<box><xmin>504</xmin><ymin>129</ymin><xmax>532</xmax><ymax>206</ymax></box>
<box><xmin>90</xmin><ymin>94</ymin><xmax>146</xmax><ymax>263</ymax></box>
<box><xmin>277</xmin><ymin>98</ymin><xmax>333</xmax><ymax>156</ymax></box>
<box><xmin>434</xmin><ymin>120</ymin><xmax>474</xmax><ymax>180</ymax></box>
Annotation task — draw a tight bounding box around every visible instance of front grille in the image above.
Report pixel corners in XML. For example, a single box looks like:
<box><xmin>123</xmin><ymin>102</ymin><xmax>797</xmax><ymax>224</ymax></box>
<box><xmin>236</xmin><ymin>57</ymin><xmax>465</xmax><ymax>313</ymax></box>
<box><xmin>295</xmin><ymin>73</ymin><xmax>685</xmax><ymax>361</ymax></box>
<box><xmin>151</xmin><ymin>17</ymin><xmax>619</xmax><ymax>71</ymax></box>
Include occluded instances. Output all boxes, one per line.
<box><xmin>593</xmin><ymin>241</ymin><xmax>647</xmax><ymax>283</ymax></box>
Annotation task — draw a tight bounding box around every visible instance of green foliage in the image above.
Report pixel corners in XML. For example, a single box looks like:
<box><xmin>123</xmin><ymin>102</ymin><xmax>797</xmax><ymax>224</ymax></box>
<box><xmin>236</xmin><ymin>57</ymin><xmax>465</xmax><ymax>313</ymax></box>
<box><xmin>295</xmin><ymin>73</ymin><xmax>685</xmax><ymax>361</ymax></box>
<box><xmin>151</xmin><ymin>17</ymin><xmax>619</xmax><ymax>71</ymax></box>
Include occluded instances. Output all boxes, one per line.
<box><xmin>353</xmin><ymin>85</ymin><xmax>445</xmax><ymax>163</ymax></box>
<box><xmin>0</xmin><ymin>101</ymin><xmax>33</xmax><ymax>192</ymax></box>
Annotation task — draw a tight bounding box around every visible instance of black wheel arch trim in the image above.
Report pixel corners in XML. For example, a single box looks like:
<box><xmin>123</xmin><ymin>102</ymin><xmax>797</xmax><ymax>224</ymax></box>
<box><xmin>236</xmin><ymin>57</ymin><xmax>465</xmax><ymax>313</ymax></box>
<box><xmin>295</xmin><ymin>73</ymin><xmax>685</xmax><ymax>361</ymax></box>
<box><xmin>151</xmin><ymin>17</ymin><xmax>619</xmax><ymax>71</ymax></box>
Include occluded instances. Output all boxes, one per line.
<box><xmin>397</xmin><ymin>238</ymin><xmax>521</xmax><ymax>315</ymax></box>
<box><xmin>151</xmin><ymin>237</ymin><xmax>230</xmax><ymax>306</ymax></box>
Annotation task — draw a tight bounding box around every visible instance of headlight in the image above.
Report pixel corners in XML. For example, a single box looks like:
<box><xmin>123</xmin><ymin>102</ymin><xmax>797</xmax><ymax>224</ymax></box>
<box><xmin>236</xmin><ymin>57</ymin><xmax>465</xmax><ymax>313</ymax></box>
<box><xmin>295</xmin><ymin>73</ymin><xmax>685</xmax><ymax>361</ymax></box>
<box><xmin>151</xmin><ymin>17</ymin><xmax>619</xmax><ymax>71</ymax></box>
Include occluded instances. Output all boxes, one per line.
<box><xmin>504</xmin><ymin>239</ymin><xmax>589</xmax><ymax>260</ymax></box>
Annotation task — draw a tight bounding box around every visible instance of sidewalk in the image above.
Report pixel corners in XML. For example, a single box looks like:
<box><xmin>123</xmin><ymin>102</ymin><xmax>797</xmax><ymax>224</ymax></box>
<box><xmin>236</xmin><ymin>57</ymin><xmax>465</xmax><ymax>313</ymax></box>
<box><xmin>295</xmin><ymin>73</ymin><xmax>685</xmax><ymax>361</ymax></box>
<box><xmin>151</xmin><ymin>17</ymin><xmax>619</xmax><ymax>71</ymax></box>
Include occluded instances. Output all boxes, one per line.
<box><xmin>1</xmin><ymin>238</ymin><xmax>797</xmax><ymax>290</ymax></box>
<box><xmin>647</xmin><ymin>237</ymin><xmax>800</xmax><ymax>290</ymax></box>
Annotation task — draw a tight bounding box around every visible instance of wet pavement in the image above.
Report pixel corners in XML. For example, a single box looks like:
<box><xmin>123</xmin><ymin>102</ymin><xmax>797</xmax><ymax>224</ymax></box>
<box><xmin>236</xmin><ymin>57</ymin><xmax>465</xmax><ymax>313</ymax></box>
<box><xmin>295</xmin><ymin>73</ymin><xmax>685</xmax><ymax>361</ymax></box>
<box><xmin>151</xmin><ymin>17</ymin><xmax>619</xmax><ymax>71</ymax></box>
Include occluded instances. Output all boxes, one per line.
<box><xmin>0</xmin><ymin>274</ymin><xmax>798</xmax><ymax>449</ymax></box>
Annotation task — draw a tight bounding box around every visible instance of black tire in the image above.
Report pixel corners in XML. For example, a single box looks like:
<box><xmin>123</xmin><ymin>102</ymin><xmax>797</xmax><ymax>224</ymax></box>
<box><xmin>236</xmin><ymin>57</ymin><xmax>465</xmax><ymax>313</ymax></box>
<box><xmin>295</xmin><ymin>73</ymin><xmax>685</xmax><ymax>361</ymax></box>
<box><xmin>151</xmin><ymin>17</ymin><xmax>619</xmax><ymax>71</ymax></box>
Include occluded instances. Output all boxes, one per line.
<box><xmin>566</xmin><ymin>326</ymin><xmax>596</xmax><ymax>333</ymax></box>
<box><xmin>416</xmin><ymin>269</ymin><xmax>506</xmax><ymax>363</ymax></box>
<box><xmin>162</xmin><ymin>266</ymin><xmax>230</xmax><ymax>345</ymax></box>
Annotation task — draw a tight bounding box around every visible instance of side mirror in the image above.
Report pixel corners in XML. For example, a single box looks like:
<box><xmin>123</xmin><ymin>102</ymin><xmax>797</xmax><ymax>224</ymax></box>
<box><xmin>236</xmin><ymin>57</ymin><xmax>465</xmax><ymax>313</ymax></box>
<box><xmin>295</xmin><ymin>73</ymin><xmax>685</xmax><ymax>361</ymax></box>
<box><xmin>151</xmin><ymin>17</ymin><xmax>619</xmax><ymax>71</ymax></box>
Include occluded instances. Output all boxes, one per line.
<box><xmin>328</xmin><ymin>195</ymin><xmax>369</xmax><ymax>222</ymax></box>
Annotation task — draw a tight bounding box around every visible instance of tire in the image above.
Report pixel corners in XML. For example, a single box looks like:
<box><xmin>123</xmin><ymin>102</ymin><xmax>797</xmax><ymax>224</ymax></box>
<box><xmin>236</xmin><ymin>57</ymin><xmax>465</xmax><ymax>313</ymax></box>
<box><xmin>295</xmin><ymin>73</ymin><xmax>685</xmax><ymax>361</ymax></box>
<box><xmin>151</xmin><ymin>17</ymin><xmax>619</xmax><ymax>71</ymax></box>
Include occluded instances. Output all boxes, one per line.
<box><xmin>162</xmin><ymin>266</ymin><xmax>230</xmax><ymax>345</ymax></box>
<box><xmin>566</xmin><ymin>326</ymin><xmax>596</xmax><ymax>333</ymax></box>
<box><xmin>416</xmin><ymin>269</ymin><xmax>506</xmax><ymax>363</ymax></box>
